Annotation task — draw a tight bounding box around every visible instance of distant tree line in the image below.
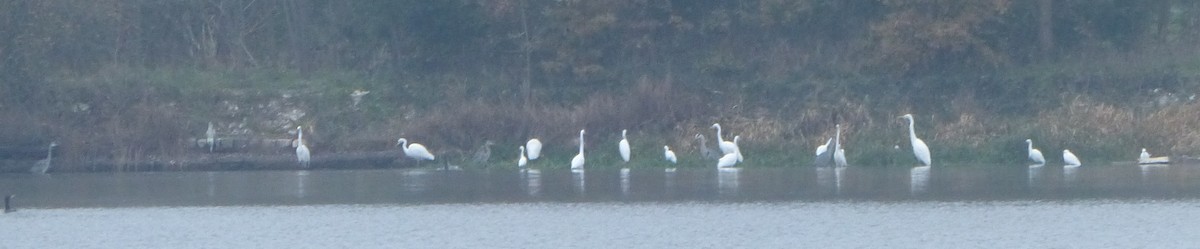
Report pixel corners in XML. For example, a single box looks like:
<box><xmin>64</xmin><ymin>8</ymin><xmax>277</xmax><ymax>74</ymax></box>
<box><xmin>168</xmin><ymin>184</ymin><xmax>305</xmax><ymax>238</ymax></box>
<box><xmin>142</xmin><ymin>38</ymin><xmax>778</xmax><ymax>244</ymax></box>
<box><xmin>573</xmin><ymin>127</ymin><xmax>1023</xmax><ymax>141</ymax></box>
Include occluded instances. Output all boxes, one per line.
<box><xmin>2</xmin><ymin>0</ymin><xmax>1197</xmax><ymax>103</ymax></box>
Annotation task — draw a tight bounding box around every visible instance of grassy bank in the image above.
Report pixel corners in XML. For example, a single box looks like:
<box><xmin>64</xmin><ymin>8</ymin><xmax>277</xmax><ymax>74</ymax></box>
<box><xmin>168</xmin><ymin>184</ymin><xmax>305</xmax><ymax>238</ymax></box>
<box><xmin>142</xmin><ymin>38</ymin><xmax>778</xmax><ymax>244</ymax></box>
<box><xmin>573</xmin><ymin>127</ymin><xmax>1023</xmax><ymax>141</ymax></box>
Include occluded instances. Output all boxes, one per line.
<box><xmin>4</xmin><ymin>48</ymin><xmax>1200</xmax><ymax>171</ymax></box>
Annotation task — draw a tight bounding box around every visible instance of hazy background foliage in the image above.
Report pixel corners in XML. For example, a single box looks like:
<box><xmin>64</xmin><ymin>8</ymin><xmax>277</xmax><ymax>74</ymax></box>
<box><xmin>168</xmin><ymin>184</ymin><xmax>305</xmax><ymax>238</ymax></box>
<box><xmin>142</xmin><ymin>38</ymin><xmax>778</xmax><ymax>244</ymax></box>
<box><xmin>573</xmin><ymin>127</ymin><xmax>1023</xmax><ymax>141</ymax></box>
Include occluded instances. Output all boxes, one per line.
<box><xmin>2</xmin><ymin>0</ymin><xmax>1199</xmax><ymax>169</ymax></box>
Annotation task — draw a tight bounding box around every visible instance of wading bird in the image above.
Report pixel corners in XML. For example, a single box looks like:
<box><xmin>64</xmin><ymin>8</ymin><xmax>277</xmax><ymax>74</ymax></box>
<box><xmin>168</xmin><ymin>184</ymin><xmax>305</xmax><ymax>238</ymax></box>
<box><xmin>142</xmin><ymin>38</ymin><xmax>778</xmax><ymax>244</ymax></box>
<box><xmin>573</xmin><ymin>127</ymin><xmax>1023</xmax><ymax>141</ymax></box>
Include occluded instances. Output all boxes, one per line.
<box><xmin>30</xmin><ymin>142</ymin><xmax>58</xmax><ymax>174</ymax></box>
<box><xmin>571</xmin><ymin>129</ymin><xmax>586</xmax><ymax>169</ymax></box>
<box><xmin>834</xmin><ymin>124</ymin><xmax>846</xmax><ymax>167</ymax></box>
<box><xmin>664</xmin><ymin>145</ymin><xmax>677</xmax><ymax>164</ymax></box>
<box><xmin>1026</xmin><ymin>139</ymin><xmax>1045</xmax><ymax>165</ymax></box>
<box><xmin>295</xmin><ymin>126</ymin><xmax>310</xmax><ymax>168</ymax></box>
<box><xmin>518</xmin><ymin>146</ymin><xmax>528</xmax><ymax>168</ymax></box>
<box><xmin>525</xmin><ymin>138</ymin><xmax>542</xmax><ymax>160</ymax></box>
<box><xmin>206</xmin><ymin>122</ymin><xmax>216</xmax><ymax>152</ymax></box>
<box><xmin>712</xmin><ymin>123</ymin><xmax>738</xmax><ymax>157</ymax></box>
<box><xmin>397</xmin><ymin>138</ymin><xmax>435</xmax><ymax>165</ymax></box>
<box><xmin>899</xmin><ymin>114</ymin><xmax>931</xmax><ymax>166</ymax></box>
<box><xmin>695</xmin><ymin>134</ymin><xmax>719</xmax><ymax>160</ymax></box>
<box><xmin>471</xmin><ymin>140</ymin><xmax>494</xmax><ymax>165</ymax></box>
<box><xmin>618</xmin><ymin>129</ymin><xmax>631</xmax><ymax>163</ymax></box>
<box><xmin>1140</xmin><ymin>148</ymin><xmax>1150</xmax><ymax>161</ymax></box>
<box><xmin>1063</xmin><ymin>149</ymin><xmax>1081</xmax><ymax>166</ymax></box>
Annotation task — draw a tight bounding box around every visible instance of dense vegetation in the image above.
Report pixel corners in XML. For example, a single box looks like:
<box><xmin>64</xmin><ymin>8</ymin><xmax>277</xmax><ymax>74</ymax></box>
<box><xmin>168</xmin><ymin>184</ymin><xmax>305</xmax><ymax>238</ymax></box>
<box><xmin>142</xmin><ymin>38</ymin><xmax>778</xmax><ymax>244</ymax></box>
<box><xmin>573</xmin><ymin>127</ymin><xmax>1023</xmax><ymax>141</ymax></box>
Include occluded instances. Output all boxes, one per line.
<box><xmin>2</xmin><ymin>0</ymin><xmax>1199</xmax><ymax>170</ymax></box>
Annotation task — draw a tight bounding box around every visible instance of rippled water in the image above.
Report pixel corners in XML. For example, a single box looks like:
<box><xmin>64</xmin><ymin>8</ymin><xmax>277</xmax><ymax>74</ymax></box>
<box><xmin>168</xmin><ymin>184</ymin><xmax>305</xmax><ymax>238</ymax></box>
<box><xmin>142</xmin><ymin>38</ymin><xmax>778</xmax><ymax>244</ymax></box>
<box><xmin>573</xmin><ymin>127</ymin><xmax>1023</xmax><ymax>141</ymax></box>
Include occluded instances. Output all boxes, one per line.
<box><xmin>3</xmin><ymin>164</ymin><xmax>1200</xmax><ymax>248</ymax></box>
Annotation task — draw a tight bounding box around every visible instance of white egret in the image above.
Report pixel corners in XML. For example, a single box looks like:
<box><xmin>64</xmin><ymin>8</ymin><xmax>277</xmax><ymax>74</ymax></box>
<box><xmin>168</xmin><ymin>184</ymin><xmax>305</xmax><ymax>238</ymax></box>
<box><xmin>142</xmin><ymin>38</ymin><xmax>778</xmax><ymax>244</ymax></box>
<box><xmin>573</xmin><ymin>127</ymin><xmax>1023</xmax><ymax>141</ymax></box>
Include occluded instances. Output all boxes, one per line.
<box><xmin>733</xmin><ymin>135</ymin><xmax>744</xmax><ymax>162</ymax></box>
<box><xmin>397</xmin><ymin>138</ymin><xmax>435</xmax><ymax>163</ymax></box>
<box><xmin>29</xmin><ymin>142</ymin><xmax>57</xmax><ymax>174</ymax></box>
<box><xmin>295</xmin><ymin>126</ymin><xmax>310</xmax><ymax>168</ymax></box>
<box><xmin>1063</xmin><ymin>149</ymin><xmax>1081</xmax><ymax>166</ymax></box>
<box><xmin>834</xmin><ymin>124</ymin><xmax>846</xmax><ymax>167</ymax></box>
<box><xmin>899</xmin><ymin>114</ymin><xmax>932</xmax><ymax>166</ymax></box>
<box><xmin>206</xmin><ymin>122</ymin><xmax>216</xmax><ymax>152</ymax></box>
<box><xmin>1026</xmin><ymin>139</ymin><xmax>1045</xmax><ymax>164</ymax></box>
<box><xmin>717</xmin><ymin>152</ymin><xmax>738</xmax><ymax>168</ymax></box>
<box><xmin>695</xmin><ymin>134</ymin><xmax>719</xmax><ymax>160</ymax></box>
<box><xmin>518</xmin><ymin>146</ymin><xmax>528</xmax><ymax>168</ymax></box>
<box><xmin>1139</xmin><ymin>148</ymin><xmax>1150</xmax><ymax>161</ymax></box>
<box><xmin>711</xmin><ymin>123</ymin><xmax>737</xmax><ymax>156</ymax></box>
<box><xmin>571</xmin><ymin>129</ymin><xmax>586</xmax><ymax>169</ymax></box>
<box><xmin>4</xmin><ymin>194</ymin><xmax>14</xmax><ymax>213</ymax></box>
<box><xmin>526</xmin><ymin>138</ymin><xmax>543</xmax><ymax>160</ymax></box>
<box><xmin>664</xmin><ymin>145</ymin><xmax>677</xmax><ymax>164</ymax></box>
<box><xmin>815</xmin><ymin>138</ymin><xmax>832</xmax><ymax>156</ymax></box>
<box><xmin>618</xmin><ymin>129</ymin><xmax>631</xmax><ymax>162</ymax></box>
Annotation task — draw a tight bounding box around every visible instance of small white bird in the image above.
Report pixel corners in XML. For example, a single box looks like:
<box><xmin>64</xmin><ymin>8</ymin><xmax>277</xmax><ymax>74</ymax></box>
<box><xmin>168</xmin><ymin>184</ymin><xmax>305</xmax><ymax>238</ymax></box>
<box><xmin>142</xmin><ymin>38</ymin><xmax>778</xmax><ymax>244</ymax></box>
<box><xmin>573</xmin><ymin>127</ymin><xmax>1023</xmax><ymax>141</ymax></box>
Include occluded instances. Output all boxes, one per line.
<box><xmin>518</xmin><ymin>146</ymin><xmax>528</xmax><ymax>168</ymax></box>
<box><xmin>899</xmin><ymin>114</ymin><xmax>932</xmax><ymax>166</ymax></box>
<box><xmin>526</xmin><ymin>138</ymin><xmax>542</xmax><ymax>160</ymax></box>
<box><xmin>833</xmin><ymin>124</ymin><xmax>846</xmax><ymax>167</ymax></box>
<box><xmin>1026</xmin><ymin>139</ymin><xmax>1045</xmax><ymax>164</ymax></box>
<box><xmin>1063</xmin><ymin>149</ymin><xmax>1081</xmax><ymax>166</ymax></box>
<box><xmin>397</xmin><ymin>138</ymin><xmax>435</xmax><ymax>162</ymax></box>
<box><xmin>295</xmin><ymin>126</ymin><xmax>311</xmax><ymax>168</ymax></box>
<box><xmin>1139</xmin><ymin>148</ymin><xmax>1150</xmax><ymax>161</ymax></box>
<box><xmin>717</xmin><ymin>152</ymin><xmax>738</xmax><ymax>168</ymax></box>
<box><xmin>664</xmin><ymin>145</ymin><xmax>677</xmax><ymax>164</ymax></box>
<box><xmin>618</xmin><ymin>129</ymin><xmax>631</xmax><ymax>162</ymax></box>
<box><xmin>712</xmin><ymin>123</ymin><xmax>738</xmax><ymax>156</ymax></box>
<box><xmin>571</xmin><ymin>129</ymin><xmax>586</xmax><ymax>169</ymax></box>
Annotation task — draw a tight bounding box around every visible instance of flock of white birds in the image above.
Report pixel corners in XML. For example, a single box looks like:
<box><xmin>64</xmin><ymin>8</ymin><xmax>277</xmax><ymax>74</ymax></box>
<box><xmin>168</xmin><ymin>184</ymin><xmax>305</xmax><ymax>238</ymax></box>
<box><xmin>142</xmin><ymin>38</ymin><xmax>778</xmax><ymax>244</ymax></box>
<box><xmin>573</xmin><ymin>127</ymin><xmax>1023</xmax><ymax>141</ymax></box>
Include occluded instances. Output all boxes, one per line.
<box><xmin>287</xmin><ymin>113</ymin><xmax>1162</xmax><ymax>169</ymax></box>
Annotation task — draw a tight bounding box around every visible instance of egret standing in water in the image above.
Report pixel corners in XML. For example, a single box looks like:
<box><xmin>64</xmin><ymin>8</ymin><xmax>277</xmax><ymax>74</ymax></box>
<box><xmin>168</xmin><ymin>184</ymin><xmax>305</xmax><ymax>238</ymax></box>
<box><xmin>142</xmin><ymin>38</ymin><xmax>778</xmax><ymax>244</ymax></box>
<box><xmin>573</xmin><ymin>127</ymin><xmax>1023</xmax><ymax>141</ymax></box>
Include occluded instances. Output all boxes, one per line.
<box><xmin>1063</xmin><ymin>149</ymin><xmax>1081</xmax><ymax>166</ymax></box>
<box><xmin>206</xmin><ymin>122</ymin><xmax>217</xmax><ymax>153</ymax></box>
<box><xmin>1139</xmin><ymin>148</ymin><xmax>1150</xmax><ymax>161</ymax></box>
<box><xmin>525</xmin><ymin>138</ymin><xmax>542</xmax><ymax>160</ymax></box>
<box><xmin>717</xmin><ymin>152</ymin><xmax>738</xmax><ymax>168</ymax></box>
<box><xmin>899</xmin><ymin>114</ymin><xmax>931</xmax><ymax>166</ymax></box>
<box><xmin>30</xmin><ymin>142</ymin><xmax>58</xmax><ymax>174</ymax></box>
<box><xmin>618</xmin><ymin>129</ymin><xmax>631</xmax><ymax>163</ymax></box>
<box><xmin>711</xmin><ymin>123</ymin><xmax>738</xmax><ymax>156</ymax></box>
<box><xmin>571</xmin><ymin>129</ymin><xmax>586</xmax><ymax>169</ymax></box>
<box><xmin>397</xmin><ymin>138</ymin><xmax>435</xmax><ymax>165</ymax></box>
<box><xmin>517</xmin><ymin>146</ymin><xmax>528</xmax><ymax>168</ymax></box>
<box><xmin>833</xmin><ymin>124</ymin><xmax>846</xmax><ymax>167</ymax></box>
<box><xmin>663</xmin><ymin>145</ymin><xmax>677</xmax><ymax>164</ymax></box>
<box><xmin>295</xmin><ymin>126</ymin><xmax>310</xmax><ymax>168</ymax></box>
<box><xmin>1026</xmin><ymin>139</ymin><xmax>1046</xmax><ymax>165</ymax></box>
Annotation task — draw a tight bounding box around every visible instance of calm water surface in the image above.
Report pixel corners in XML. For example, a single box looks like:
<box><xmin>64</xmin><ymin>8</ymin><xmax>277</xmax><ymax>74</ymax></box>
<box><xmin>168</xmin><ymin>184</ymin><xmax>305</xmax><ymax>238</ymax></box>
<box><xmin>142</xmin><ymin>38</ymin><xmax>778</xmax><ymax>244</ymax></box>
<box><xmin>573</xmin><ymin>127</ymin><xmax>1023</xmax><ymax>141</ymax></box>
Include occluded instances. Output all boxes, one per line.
<box><xmin>3</xmin><ymin>164</ymin><xmax>1200</xmax><ymax>248</ymax></box>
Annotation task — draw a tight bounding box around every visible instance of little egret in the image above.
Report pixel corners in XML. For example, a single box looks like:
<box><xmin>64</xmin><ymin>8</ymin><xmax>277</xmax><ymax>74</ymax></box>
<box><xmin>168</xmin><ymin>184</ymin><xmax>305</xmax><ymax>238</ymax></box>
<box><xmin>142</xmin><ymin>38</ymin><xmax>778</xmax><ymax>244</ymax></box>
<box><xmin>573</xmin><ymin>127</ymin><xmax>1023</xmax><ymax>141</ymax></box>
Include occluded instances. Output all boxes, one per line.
<box><xmin>1139</xmin><ymin>148</ymin><xmax>1150</xmax><ymax>161</ymax></box>
<box><xmin>571</xmin><ymin>129</ymin><xmax>586</xmax><ymax>169</ymax></box>
<box><xmin>518</xmin><ymin>146</ymin><xmax>528</xmax><ymax>168</ymax></box>
<box><xmin>525</xmin><ymin>138</ymin><xmax>543</xmax><ymax>160</ymax></box>
<box><xmin>712</xmin><ymin>123</ymin><xmax>737</xmax><ymax>156</ymax></box>
<box><xmin>664</xmin><ymin>145</ymin><xmax>677</xmax><ymax>164</ymax></box>
<box><xmin>295</xmin><ymin>126</ymin><xmax>310</xmax><ymax>168</ymax></box>
<box><xmin>733</xmin><ymin>135</ymin><xmax>744</xmax><ymax>162</ymax></box>
<box><xmin>899</xmin><ymin>114</ymin><xmax>932</xmax><ymax>166</ymax></box>
<box><xmin>30</xmin><ymin>142</ymin><xmax>58</xmax><ymax>174</ymax></box>
<box><xmin>1063</xmin><ymin>149</ymin><xmax>1081</xmax><ymax>166</ymax></box>
<box><xmin>1026</xmin><ymin>139</ymin><xmax>1045</xmax><ymax>164</ymax></box>
<box><xmin>397</xmin><ymin>138</ymin><xmax>435</xmax><ymax>163</ymax></box>
<box><xmin>206</xmin><ymin>122</ymin><xmax>216</xmax><ymax>152</ymax></box>
<box><xmin>695</xmin><ymin>134</ymin><xmax>719</xmax><ymax>160</ymax></box>
<box><xmin>618</xmin><ymin>129</ymin><xmax>631</xmax><ymax>162</ymax></box>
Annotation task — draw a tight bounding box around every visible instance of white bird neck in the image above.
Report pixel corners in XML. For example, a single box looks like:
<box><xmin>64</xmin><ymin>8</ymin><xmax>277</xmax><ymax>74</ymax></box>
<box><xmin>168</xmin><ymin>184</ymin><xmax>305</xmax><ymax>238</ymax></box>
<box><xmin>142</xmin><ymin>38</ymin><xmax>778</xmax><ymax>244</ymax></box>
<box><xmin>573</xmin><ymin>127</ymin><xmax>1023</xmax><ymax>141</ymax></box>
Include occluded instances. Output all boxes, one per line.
<box><xmin>714</xmin><ymin>125</ymin><xmax>724</xmax><ymax>141</ymax></box>
<box><xmin>399</xmin><ymin>139</ymin><xmax>408</xmax><ymax>150</ymax></box>
<box><xmin>578</xmin><ymin>131</ymin><xmax>585</xmax><ymax>154</ymax></box>
<box><xmin>46</xmin><ymin>145</ymin><xmax>54</xmax><ymax>161</ymax></box>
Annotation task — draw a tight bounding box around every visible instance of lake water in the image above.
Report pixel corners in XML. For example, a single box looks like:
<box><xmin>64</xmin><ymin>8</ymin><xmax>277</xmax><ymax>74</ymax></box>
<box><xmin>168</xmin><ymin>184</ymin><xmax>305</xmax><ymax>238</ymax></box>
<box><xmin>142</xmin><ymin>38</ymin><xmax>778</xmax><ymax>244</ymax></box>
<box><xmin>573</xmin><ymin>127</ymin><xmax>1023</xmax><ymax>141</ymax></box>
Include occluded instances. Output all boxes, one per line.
<box><xmin>3</xmin><ymin>164</ymin><xmax>1200</xmax><ymax>248</ymax></box>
